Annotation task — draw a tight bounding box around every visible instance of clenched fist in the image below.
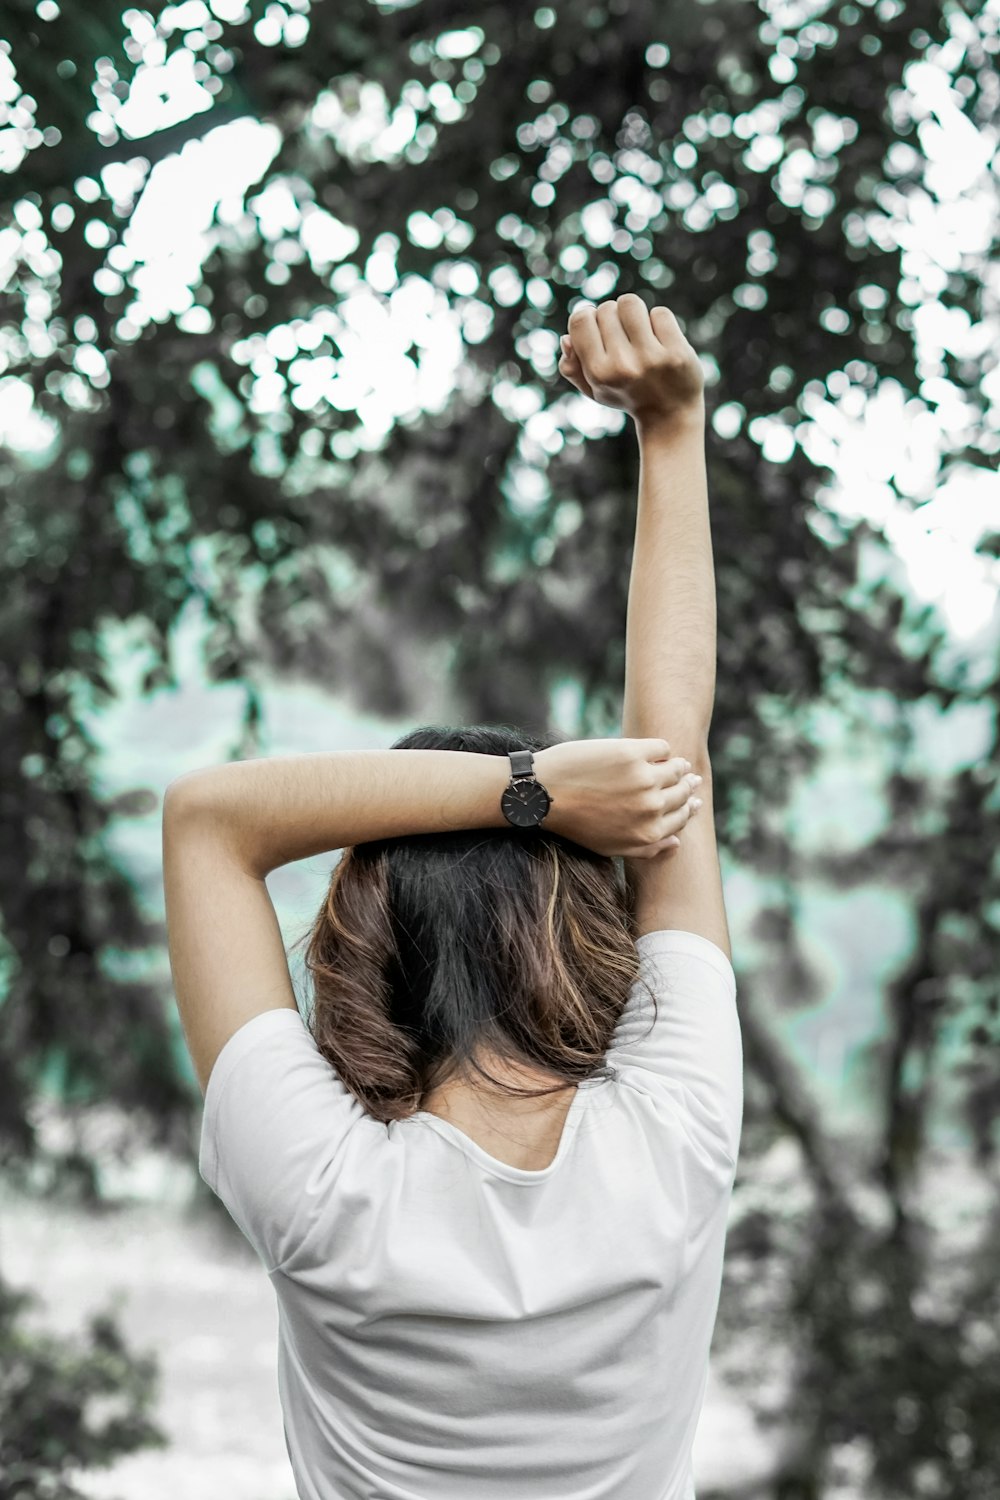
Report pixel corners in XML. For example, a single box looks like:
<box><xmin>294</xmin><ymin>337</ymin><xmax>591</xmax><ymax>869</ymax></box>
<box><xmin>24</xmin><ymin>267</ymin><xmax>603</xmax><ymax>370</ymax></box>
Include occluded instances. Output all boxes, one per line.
<box><xmin>533</xmin><ymin>737</ymin><xmax>702</xmax><ymax>859</ymax></box>
<box><xmin>558</xmin><ymin>293</ymin><xmax>705</xmax><ymax>427</ymax></box>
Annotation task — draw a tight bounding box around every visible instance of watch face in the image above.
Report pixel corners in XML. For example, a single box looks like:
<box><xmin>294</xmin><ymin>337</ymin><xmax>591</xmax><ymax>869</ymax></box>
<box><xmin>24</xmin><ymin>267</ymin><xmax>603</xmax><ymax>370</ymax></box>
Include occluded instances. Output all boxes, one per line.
<box><xmin>502</xmin><ymin>779</ymin><xmax>551</xmax><ymax>827</ymax></box>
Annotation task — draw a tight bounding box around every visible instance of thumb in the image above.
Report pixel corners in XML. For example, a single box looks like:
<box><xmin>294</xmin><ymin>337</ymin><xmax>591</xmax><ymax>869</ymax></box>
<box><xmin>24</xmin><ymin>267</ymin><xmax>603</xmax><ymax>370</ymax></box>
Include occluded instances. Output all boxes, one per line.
<box><xmin>644</xmin><ymin>738</ymin><xmax>672</xmax><ymax>762</ymax></box>
<box><xmin>559</xmin><ymin>337</ymin><xmax>595</xmax><ymax>398</ymax></box>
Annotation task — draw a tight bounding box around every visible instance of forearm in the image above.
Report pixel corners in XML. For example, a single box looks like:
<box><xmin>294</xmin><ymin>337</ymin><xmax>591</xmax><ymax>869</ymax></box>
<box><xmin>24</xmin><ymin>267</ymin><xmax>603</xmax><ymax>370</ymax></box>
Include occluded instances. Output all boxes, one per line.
<box><xmin>163</xmin><ymin>750</ymin><xmax>512</xmax><ymax>876</ymax></box>
<box><xmin>621</xmin><ymin>404</ymin><xmax>717</xmax><ymax>762</ymax></box>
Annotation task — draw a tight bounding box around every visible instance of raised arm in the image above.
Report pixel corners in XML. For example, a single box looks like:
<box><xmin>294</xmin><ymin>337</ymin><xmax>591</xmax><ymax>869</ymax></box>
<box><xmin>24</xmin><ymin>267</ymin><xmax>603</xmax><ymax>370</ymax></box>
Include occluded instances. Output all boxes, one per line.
<box><xmin>559</xmin><ymin>296</ymin><xmax>732</xmax><ymax>959</ymax></box>
<box><xmin>624</xmin><ymin>408</ymin><xmax>716</xmax><ymax>760</ymax></box>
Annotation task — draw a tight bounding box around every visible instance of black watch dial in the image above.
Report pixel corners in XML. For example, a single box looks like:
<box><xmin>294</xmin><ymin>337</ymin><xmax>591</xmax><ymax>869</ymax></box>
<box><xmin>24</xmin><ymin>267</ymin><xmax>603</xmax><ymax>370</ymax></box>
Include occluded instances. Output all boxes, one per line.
<box><xmin>502</xmin><ymin>778</ymin><xmax>551</xmax><ymax>827</ymax></box>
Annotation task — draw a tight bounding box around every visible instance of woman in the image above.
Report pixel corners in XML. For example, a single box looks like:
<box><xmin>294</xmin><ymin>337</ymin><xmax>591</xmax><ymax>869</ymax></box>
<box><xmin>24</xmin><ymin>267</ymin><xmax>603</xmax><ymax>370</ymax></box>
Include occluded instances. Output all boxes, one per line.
<box><xmin>163</xmin><ymin>294</ymin><xmax>741</xmax><ymax>1500</ymax></box>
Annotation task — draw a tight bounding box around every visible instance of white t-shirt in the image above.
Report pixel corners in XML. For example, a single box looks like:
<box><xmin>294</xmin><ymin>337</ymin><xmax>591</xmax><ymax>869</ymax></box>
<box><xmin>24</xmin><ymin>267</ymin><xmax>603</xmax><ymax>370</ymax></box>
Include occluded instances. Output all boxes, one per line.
<box><xmin>199</xmin><ymin>927</ymin><xmax>742</xmax><ymax>1500</ymax></box>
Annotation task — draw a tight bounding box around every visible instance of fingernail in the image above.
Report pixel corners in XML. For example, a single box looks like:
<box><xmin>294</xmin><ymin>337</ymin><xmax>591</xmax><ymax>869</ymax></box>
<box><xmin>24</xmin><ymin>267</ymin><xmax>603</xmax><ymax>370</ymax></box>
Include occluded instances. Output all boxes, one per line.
<box><xmin>690</xmin><ymin>797</ymin><xmax>703</xmax><ymax>809</ymax></box>
<box><xmin>690</xmin><ymin>774</ymin><xmax>703</xmax><ymax>786</ymax></box>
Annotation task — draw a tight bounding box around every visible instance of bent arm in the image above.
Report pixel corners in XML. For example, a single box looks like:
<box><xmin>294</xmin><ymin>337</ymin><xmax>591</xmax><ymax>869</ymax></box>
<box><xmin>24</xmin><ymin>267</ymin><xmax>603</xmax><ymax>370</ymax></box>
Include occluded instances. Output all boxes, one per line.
<box><xmin>164</xmin><ymin>748</ymin><xmax>510</xmax><ymax>1089</ymax></box>
<box><xmin>164</xmin><ymin>750</ymin><xmax>512</xmax><ymax>878</ymax></box>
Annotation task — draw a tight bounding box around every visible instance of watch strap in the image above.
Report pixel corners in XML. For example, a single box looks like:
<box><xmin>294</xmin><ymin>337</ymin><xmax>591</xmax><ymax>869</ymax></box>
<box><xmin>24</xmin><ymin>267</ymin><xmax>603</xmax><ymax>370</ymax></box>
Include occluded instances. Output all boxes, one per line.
<box><xmin>508</xmin><ymin>749</ymin><xmax>534</xmax><ymax>779</ymax></box>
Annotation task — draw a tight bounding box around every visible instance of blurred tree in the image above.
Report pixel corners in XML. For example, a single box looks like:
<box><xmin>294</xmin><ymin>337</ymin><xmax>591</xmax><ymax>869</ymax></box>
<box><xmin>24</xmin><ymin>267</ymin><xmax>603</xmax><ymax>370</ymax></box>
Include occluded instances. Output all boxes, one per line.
<box><xmin>1</xmin><ymin>0</ymin><xmax>998</xmax><ymax>1495</ymax></box>
<box><xmin>0</xmin><ymin>1272</ymin><xmax>167</xmax><ymax>1497</ymax></box>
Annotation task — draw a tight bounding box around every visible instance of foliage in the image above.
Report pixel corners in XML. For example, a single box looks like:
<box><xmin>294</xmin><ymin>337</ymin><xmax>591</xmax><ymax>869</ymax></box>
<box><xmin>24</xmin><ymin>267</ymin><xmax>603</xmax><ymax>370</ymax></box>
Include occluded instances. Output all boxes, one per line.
<box><xmin>1</xmin><ymin>0</ymin><xmax>999</xmax><ymax>1494</ymax></box>
<box><xmin>0</xmin><ymin>1269</ymin><xmax>167</xmax><ymax>1499</ymax></box>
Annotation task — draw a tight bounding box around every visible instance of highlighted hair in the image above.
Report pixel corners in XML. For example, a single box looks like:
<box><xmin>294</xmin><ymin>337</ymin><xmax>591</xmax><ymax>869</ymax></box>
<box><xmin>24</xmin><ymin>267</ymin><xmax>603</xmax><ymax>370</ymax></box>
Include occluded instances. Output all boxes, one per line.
<box><xmin>297</xmin><ymin>723</ymin><xmax>655</xmax><ymax>1124</ymax></box>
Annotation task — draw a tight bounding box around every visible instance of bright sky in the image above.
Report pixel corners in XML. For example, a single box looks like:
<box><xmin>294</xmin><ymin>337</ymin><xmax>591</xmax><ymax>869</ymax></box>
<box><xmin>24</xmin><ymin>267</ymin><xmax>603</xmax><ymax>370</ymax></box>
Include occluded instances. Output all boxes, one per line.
<box><xmin>2</xmin><ymin>4</ymin><xmax>998</xmax><ymax>644</ymax></box>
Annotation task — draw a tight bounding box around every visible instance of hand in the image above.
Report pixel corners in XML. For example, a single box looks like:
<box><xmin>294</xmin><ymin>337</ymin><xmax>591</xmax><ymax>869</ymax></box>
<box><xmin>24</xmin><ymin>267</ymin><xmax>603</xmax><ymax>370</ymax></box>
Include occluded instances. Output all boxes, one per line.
<box><xmin>558</xmin><ymin>294</ymin><xmax>705</xmax><ymax>428</ymax></box>
<box><xmin>533</xmin><ymin>737</ymin><xmax>703</xmax><ymax>859</ymax></box>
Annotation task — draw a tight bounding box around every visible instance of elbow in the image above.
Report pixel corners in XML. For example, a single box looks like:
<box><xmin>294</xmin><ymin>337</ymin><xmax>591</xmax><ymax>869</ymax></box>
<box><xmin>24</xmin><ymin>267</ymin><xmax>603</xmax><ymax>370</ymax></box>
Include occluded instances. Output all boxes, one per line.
<box><xmin>685</xmin><ymin>739</ymin><xmax>713</xmax><ymax>775</ymax></box>
<box><xmin>162</xmin><ymin>771</ymin><xmax>214</xmax><ymax>830</ymax></box>
<box><xmin>162</xmin><ymin>771</ymin><xmax>265</xmax><ymax>876</ymax></box>
<box><xmin>666</xmin><ymin>728</ymin><xmax>713</xmax><ymax>772</ymax></box>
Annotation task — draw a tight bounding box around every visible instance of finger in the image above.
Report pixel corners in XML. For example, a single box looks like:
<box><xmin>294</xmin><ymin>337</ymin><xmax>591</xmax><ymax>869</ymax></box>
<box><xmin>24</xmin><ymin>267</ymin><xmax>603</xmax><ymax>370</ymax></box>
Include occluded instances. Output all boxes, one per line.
<box><xmin>622</xmin><ymin>836</ymin><xmax>681</xmax><ymax>859</ymax></box>
<box><xmin>615</xmin><ymin>293</ymin><xmax>664</xmax><ymax>361</ymax></box>
<box><xmin>595</xmin><ymin>298</ymin><xmax>632</xmax><ymax>363</ymax></box>
<box><xmin>559</xmin><ymin>336</ymin><xmax>586</xmax><ymax>373</ymax></box>
<box><xmin>662</xmin><ymin>770</ymin><xmax>703</xmax><ymax>808</ymax></box>
<box><xmin>643</xmin><ymin>738</ymin><xmax>672</xmax><ymax>762</ymax></box>
<box><xmin>567</xmin><ymin>301</ymin><xmax>605</xmax><ymax>363</ymax></box>
<box><xmin>653</xmin><ymin>754</ymin><xmax>692</xmax><ymax>788</ymax></box>
<box><xmin>660</xmin><ymin>795</ymin><xmax>702</xmax><ymax>836</ymax></box>
<box><xmin>559</xmin><ymin>342</ymin><xmax>595</xmax><ymax>399</ymax></box>
<box><xmin>649</xmin><ymin>304</ymin><xmax>687</xmax><ymax>354</ymax></box>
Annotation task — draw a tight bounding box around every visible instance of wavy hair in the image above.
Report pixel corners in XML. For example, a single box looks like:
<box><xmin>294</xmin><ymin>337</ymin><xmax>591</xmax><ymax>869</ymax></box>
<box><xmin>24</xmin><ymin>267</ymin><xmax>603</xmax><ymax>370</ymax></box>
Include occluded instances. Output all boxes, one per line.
<box><xmin>298</xmin><ymin>723</ymin><xmax>657</xmax><ymax>1125</ymax></box>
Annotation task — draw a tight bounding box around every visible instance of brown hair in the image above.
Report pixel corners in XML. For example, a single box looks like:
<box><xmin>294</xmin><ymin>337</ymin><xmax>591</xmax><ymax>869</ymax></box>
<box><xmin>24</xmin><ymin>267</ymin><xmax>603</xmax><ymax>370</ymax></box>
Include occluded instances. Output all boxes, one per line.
<box><xmin>297</xmin><ymin>723</ymin><xmax>656</xmax><ymax>1125</ymax></box>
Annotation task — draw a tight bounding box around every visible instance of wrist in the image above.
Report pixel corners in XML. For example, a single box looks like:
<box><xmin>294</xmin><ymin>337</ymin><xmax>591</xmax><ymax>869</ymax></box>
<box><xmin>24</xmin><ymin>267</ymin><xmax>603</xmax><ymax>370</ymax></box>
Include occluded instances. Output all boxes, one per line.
<box><xmin>634</xmin><ymin>401</ymin><xmax>705</xmax><ymax>444</ymax></box>
<box><xmin>495</xmin><ymin>747</ymin><xmax>562</xmax><ymax>834</ymax></box>
<box><xmin>530</xmin><ymin>745</ymin><xmax>567</xmax><ymax>836</ymax></box>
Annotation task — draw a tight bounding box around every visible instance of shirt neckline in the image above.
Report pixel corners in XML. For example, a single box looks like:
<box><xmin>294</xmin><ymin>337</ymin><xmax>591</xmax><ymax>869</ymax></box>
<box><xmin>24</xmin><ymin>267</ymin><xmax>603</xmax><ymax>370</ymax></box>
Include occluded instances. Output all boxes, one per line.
<box><xmin>402</xmin><ymin>1074</ymin><xmax>613</xmax><ymax>1185</ymax></box>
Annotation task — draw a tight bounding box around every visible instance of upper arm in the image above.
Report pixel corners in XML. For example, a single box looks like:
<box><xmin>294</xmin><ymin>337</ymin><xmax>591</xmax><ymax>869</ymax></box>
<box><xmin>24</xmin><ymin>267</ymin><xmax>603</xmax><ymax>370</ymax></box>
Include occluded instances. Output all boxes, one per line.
<box><xmin>625</xmin><ymin>760</ymin><xmax>732</xmax><ymax>962</ymax></box>
<box><xmin>162</xmin><ymin>780</ymin><xmax>299</xmax><ymax>1097</ymax></box>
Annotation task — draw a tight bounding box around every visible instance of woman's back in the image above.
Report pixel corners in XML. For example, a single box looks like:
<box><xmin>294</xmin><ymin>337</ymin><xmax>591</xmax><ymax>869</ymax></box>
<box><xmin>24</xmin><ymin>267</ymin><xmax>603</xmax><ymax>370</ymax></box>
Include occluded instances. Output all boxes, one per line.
<box><xmin>198</xmin><ymin>928</ymin><xmax>741</xmax><ymax>1500</ymax></box>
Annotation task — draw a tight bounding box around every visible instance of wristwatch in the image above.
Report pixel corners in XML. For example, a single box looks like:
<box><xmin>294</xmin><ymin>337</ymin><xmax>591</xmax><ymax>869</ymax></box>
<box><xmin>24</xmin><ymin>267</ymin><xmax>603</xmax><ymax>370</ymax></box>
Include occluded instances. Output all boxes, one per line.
<box><xmin>500</xmin><ymin>750</ymin><xmax>553</xmax><ymax>829</ymax></box>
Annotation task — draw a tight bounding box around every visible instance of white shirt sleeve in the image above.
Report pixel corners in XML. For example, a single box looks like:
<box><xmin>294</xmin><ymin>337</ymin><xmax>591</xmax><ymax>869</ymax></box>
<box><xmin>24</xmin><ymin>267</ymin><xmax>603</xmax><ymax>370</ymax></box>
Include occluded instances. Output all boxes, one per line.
<box><xmin>608</xmin><ymin>928</ymin><xmax>743</xmax><ymax>1172</ymax></box>
<box><xmin>198</xmin><ymin>1006</ymin><xmax>367</xmax><ymax>1274</ymax></box>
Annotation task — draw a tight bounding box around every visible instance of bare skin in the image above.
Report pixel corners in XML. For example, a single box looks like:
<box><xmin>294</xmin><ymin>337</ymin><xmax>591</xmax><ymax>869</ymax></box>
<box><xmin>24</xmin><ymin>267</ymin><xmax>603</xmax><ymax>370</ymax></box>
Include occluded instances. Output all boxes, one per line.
<box><xmin>421</xmin><ymin>1050</ymin><xmax>578</xmax><ymax>1171</ymax></box>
